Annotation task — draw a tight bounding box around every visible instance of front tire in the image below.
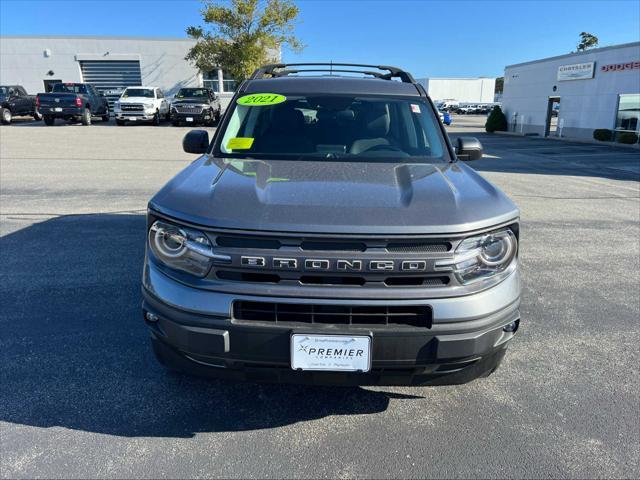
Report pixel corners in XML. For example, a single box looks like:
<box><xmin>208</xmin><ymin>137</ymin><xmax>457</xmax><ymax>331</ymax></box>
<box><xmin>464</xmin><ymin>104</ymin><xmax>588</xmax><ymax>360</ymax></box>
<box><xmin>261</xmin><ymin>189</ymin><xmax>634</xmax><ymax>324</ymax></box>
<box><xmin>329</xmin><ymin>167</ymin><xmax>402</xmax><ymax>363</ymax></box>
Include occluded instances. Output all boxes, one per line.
<box><xmin>101</xmin><ymin>106</ymin><xmax>110</xmax><ymax>122</ymax></box>
<box><xmin>43</xmin><ymin>115</ymin><xmax>55</xmax><ymax>126</ymax></box>
<box><xmin>152</xmin><ymin>110</ymin><xmax>160</xmax><ymax>126</ymax></box>
<box><xmin>116</xmin><ymin>119</ymin><xmax>125</xmax><ymax>126</ymax></box>
<box><xmin>81</xmin><ymin>108</ymin><xmax>91</xmax><ymax>126</ymax></box>
<box><xmin>171</xmin><ymin>118</ymin><xmax>181</xmax><ymax>127</ymax></box>
<box><xmin>1</xmin><ymin>107</ymin><xmax>12</xmax><ymax>125</ymax></box>
<box><xmin>206</xmin><ymin>109</ymin><xmax>216</xmax><ymax>126</ymax></box>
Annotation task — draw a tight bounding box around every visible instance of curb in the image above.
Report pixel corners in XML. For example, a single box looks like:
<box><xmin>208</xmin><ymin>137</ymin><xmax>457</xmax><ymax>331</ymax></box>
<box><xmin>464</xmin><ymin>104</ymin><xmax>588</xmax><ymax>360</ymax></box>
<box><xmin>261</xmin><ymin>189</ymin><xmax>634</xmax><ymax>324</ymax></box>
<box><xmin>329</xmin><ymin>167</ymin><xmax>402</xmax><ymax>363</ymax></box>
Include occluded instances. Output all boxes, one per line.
<box><xmin>492</xmin><ymin>131</ymin><xmax>640</xmax><ymax>150</ymax></box>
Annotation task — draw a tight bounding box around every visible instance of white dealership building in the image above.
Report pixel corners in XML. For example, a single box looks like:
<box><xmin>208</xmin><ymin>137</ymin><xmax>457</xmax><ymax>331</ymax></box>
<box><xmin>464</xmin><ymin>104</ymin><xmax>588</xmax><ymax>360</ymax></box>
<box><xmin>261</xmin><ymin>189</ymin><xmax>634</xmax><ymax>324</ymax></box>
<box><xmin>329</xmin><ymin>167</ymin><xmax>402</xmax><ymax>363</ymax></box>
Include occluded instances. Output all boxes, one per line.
<box><xmin>0</xmin><ymin>35</ymin><xmax>278</xmax><ymax>110</ymax></box>
<box><xmin>501</xmin><ymin>41</ymin><xmax>640</xmax><ymax>140</ymax></box>
<box><xmin>416</xmin><ymin>77</ymin><xmax>497</xmax><ymax>104</ymax></box>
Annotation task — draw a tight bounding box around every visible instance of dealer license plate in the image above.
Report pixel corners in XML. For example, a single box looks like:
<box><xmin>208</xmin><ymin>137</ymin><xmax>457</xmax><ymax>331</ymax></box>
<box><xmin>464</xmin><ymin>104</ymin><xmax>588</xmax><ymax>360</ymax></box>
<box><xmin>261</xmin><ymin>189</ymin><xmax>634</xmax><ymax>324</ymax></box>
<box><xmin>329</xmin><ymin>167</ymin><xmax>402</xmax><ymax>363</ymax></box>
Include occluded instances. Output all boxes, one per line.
<box><xmin>186</xmin><ymin>117</ymin><xmax>194</xmax><ymax>122</ymax></box>
<box><xmin>54</xmin><ymin>107</ymin><xmax>62</xmax><ymax>112</ymax></box>
<box><xmin>291</xmin><ymin>334</ymin><xmax>371</xmax><ymax>372</ymax></box>
<box><xmin>128</xmin><ymin>117</ymin><xmax>137</xmax><ymax>121</ymax></box>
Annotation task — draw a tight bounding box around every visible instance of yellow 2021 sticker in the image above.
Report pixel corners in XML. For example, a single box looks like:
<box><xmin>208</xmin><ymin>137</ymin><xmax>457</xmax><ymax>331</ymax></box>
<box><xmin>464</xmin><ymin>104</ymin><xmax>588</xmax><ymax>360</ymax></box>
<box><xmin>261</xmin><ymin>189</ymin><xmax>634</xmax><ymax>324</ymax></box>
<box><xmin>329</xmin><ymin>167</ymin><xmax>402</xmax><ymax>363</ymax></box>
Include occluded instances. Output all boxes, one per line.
<box><xmin>237</xmin><ymin>93</ymin><xmax>286</xmax><ymax>106</ymax></box>
<box><xmin>226</xmin><ymin>137</ymin><xmax>255</xmax><ymax>150</ymax></box>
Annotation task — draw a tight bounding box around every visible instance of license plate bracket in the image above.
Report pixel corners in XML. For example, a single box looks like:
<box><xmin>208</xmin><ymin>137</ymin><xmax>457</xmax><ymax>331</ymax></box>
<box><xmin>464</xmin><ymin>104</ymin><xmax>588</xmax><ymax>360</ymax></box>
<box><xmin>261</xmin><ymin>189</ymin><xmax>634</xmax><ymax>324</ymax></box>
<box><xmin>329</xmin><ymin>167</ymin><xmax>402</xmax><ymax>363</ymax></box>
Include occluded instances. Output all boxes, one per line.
<box><xmin>290</xmin><ymin>334</ymin><xmax>371</xmax><ymax>372</ymax></box>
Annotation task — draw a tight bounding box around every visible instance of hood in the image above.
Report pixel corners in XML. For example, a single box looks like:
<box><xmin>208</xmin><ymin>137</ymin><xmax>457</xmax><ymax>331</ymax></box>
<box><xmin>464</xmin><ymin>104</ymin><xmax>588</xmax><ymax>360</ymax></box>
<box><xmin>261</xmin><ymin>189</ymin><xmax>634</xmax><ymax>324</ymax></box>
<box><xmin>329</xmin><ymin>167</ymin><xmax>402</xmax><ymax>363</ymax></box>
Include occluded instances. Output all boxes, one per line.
<box><xmin>119</xmin><ymin>97</ymin><xmax>154</xmax><ymax>103</ymax></box>
<box><xmin>150</xmin><ymin>157</ymin><xmax>519</xmax><ymax>234</ymax></box>
<box><xmin>172</xmin><ymin>98</ymin><xmax>209</xmax><ymax>105</ymax></box>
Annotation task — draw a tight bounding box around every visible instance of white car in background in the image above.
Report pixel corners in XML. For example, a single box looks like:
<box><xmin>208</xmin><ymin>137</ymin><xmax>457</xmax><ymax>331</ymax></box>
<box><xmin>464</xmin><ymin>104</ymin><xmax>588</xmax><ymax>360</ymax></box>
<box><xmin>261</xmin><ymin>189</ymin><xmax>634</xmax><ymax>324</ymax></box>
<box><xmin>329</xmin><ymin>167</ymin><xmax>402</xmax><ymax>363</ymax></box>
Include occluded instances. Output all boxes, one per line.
<box><xmin>114</xmin><ymin>87</ymin><xmax>170</xmax><ymax>125</ymax></box>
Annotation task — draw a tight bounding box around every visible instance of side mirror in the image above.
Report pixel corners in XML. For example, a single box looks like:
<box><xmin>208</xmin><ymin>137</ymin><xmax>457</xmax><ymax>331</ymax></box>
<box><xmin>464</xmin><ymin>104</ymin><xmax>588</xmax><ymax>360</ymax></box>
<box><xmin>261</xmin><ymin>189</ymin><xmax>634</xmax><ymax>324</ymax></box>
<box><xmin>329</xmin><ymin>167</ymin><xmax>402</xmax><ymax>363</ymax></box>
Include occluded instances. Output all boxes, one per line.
<box><xmin>455</xmin><ymin>137</ymin><xmax>483</xmax><ymax>161</ymax></box>
<box><xmin>183</xmin><ymin>130</ymin><xmax>210</xmax><ymax>154</ymax></box>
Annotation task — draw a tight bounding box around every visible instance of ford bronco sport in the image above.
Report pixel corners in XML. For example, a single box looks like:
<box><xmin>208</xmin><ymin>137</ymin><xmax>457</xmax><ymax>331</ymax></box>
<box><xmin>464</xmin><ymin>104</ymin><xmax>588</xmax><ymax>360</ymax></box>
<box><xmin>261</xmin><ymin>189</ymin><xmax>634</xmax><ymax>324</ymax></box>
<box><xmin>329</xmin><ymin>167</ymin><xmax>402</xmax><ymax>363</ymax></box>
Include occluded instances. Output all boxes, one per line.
<box><xmin>143</xmin><ymin>63</ymin><xmax>521</xmax><ymax>386</ymax></box>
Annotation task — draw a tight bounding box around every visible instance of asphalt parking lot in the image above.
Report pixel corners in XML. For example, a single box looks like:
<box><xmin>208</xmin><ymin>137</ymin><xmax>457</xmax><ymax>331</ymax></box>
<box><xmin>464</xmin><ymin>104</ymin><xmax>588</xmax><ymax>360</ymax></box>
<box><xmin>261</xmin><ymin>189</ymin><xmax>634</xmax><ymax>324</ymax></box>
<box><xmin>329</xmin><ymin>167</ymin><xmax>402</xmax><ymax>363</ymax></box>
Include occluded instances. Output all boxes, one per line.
<box><xmin>1</xmin><ymin>117</ymin><xmax>639</xmax><ymax>479</ymax></box>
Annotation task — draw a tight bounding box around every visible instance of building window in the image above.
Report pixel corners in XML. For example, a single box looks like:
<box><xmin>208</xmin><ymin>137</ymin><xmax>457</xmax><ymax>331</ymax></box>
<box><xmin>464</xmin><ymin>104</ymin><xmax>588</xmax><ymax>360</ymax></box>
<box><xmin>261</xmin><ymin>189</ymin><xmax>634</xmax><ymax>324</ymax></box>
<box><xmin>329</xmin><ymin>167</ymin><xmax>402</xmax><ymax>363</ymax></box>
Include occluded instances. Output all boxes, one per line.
<box><xmin>222</xmin><ymin>79</ymin><xmax>237</xmax><ymax>93</ymax></box>
<box><xmin>615</xmin><ymin>94</ymin><xmax>640</xmax><ymax>135</ymax></box>
<box><xmin>202</xmin><ymin>69</ymin><xmax>237</xmax><ymax>93</ymax></box>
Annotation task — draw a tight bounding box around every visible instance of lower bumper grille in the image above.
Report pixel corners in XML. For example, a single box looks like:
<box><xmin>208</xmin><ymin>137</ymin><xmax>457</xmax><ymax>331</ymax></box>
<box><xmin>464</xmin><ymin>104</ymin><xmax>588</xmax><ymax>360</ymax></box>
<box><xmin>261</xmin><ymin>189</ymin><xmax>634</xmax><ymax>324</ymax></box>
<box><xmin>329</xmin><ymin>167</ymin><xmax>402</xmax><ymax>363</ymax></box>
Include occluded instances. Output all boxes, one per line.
<box><xmin>233</xmin><ymin>301</ymin><xmax>432</xmax><ymax>328</ymax></box>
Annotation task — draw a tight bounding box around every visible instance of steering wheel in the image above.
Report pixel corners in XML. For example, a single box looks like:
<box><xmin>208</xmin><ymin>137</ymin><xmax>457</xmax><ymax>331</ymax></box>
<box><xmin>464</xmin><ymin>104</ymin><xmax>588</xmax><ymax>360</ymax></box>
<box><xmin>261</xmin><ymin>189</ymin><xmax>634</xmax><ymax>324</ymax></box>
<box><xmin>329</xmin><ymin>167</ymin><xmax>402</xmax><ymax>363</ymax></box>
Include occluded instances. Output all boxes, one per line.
<box><xmin>360</xmin><ymin>143</ymin><xmax>404</xmax><ymax>153</ymax></box>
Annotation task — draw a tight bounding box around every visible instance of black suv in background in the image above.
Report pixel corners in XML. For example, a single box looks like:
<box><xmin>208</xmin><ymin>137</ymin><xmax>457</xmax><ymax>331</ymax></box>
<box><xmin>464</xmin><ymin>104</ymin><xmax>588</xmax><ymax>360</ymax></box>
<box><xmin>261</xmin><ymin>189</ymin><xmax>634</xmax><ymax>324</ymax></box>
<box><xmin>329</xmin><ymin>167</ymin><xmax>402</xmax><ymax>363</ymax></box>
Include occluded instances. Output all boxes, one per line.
<box><xmin>143</xmin><ymin>63</ymin><xmax>521</xmax><ymax>386</ymax></box>
<box><xmin>170</xmin><ymin>88</ymin><xmax>221</xmax><ymax>126</ymax></box>
<box><xmin>0</xmin><ymin>85</ymin><xmax>42</xmax><ymax>124</ymax></box>
<box><xmin>36</xmin><ymin>83</ymin><xmax>110</xmax><ymax>125</ymax></box>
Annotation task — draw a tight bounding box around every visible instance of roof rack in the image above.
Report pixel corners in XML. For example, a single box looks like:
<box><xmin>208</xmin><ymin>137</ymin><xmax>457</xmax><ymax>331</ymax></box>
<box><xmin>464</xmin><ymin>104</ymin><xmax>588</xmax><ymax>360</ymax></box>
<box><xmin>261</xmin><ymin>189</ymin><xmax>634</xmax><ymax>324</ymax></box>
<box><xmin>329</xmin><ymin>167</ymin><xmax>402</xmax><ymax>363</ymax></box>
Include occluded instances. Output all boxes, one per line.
<box><xmin>249</xmin><ymin>63</ymin><xmax>417</xmax><ymax>84</ymax></box>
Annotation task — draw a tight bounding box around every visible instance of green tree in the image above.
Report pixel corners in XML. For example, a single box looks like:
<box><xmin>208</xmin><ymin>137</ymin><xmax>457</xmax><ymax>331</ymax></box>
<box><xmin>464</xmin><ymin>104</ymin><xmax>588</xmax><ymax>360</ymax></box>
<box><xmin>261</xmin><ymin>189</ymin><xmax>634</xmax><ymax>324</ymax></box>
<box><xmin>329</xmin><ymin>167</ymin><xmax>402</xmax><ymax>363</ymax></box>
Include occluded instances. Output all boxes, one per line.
<box><xmin>485</xmin><ymin>105</ymin><xmax>508</xmax><ymax>133</ymax></box>
<box><xmin>577</xmin><ymin>32</ymin><xmax>598</xmax><ymax>51</ymax></box>
<box><xmin>494</xmin><ymin>77</ymin><xmax>504</xmax><ymax>94</ymax></box>
<box><xmin>185</xmin><ymin>0</ymin><xmax>303</xmax><ymax>82</ymax></box>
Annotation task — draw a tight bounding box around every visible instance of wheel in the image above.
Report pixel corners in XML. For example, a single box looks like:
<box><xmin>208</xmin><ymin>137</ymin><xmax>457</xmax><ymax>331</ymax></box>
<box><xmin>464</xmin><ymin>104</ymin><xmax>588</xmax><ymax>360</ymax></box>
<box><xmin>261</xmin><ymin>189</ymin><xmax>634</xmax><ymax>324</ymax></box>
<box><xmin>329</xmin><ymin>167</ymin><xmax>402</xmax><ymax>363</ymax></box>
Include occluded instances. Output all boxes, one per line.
<box><xmin>101</xmin><ymin>106</ymin><xmax>110</xmax><ymax>122</ymax></box>
<box><xmin>171</xmin><ymin>118</ymin><xmax>180</xmax><ymax>127</ymax></box>
<box><xmin>165</xmin><ymin>110</ymin><xmax>171</xmax><ymax>121</ymax></box>
<box><xmin>214</xmin><ymin>109</ymin><xmax>221</xmax><ymax>124</ymax></box>
<box><xmin>1</xmin><ymin>107</ymin><xmax>12</xmax><ymax>125</ymax></box>
<box><xmin>116</xmin><ymin>119</ymin><xmax>125</xmax><ymax>126</ymax></box>
<box><xmin>81</xmin><ymin>108</ymin><xmax>91</xmax><ymax>126</ymax></box>
<box><xmin>206</xmin><ymin>109</ymin><xmax>216</xmax><ymax>126</ymax></box>
<box><xmin>152</xmin><ymin>110</ymin><xmax>160</xmax><ymax>126</ymax></box>
<box><xmin>43</xmin><ymin>115</ymin><xmax>55</xmax><ymax>126</ymax></box>
<box><xmin>33</xmin><ymin>109</ymin><xmax>43</xmax><ymax>121</ymax></box>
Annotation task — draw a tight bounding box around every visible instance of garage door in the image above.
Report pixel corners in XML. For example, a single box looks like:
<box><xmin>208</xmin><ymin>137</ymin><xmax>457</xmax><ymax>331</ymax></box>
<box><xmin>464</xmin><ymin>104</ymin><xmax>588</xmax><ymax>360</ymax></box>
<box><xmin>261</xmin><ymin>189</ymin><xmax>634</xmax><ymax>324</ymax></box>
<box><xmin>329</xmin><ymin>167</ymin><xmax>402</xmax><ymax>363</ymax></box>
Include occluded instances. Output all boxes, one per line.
<box><xmin>79</xmin><ymin>60</ymin><xmax>142</xmax><ymax>110</ymax></box>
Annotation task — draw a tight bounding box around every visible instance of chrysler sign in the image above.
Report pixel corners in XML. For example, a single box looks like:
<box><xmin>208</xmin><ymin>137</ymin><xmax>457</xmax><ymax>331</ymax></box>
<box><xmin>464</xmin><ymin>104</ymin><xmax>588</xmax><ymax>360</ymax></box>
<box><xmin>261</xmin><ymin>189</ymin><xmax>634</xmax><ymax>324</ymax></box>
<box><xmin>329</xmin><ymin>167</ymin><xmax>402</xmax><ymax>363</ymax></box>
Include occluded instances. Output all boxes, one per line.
<box><xmin>557</xmin><ymin>62</ymin><xmax>595</xmax><ymax>81</ymax></box>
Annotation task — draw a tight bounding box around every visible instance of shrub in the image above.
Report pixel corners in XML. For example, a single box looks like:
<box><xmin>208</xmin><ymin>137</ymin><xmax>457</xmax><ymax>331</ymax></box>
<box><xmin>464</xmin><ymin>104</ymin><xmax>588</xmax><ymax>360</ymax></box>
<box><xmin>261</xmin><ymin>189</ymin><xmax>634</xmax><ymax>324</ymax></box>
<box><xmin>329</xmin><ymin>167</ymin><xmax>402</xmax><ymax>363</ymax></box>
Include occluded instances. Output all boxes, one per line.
<box><xmin>485</xmin><ymin>106</ymin><xmax>508</xmax><ymax>133</ymax></box>
<box><xmin>616</xmin><ymin>132</ymin><xmax>639</xmax><ymax>144</ymax></box>
<box><xmin>593</xmin><ymin>129</ymin><xmax>613</xmax><ymax>141</ymax></box>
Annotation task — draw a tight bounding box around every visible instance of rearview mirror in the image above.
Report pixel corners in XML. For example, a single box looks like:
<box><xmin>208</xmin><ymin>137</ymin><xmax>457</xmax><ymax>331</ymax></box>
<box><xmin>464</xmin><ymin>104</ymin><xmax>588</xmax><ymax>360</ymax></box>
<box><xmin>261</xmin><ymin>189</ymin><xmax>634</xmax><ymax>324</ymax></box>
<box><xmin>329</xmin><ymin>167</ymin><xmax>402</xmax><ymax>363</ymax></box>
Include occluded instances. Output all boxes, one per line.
<box><xmin>455</xmin><ymin>137</ymin><xmax>483</xmax><ymax>161</ymax></box>
<box><xmin>183</xmin><ymin>130</ymin><xmax>210</xmax><ymax>154</ymax></box>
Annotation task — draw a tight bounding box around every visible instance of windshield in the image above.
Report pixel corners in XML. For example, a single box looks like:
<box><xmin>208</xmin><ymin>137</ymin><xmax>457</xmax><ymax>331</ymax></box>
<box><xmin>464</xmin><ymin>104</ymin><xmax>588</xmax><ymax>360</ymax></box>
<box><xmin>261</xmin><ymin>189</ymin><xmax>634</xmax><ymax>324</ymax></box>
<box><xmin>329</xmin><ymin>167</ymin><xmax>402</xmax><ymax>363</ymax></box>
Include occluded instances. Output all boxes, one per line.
<box><xmin>122</xmin><ymin>88</ymin><xmax>154</xmax><ymax>98</ymax></box>
<box><xmin>176</xmin><ymin>88</ymin><xmax>209</xmax><ymax>99</ymax></box>
<box><xmin>217</xmin><ymin>93</ymin><xmax>448</xmax><ymax>162</ymax></box>
<box><xmin>52</xmin><ymin>84</ymin><xmax>87</xmax><ymax>94</ymax></box>
<box><xmin>0</xmin><ymin>87</ymin><xmax>8</xmax><ymax>95</ymax></box>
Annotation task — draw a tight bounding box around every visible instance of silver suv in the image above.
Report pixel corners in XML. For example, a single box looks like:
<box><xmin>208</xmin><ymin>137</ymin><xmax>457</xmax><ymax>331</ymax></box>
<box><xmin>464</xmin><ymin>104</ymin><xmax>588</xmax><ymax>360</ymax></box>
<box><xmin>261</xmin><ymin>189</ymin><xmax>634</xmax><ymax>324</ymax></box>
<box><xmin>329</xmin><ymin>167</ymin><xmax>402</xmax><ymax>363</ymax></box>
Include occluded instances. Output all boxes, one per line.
<box><xmin>142</xmin><ymin>63</ymin><xmax>521</xmax><ymax>386</ymax></box>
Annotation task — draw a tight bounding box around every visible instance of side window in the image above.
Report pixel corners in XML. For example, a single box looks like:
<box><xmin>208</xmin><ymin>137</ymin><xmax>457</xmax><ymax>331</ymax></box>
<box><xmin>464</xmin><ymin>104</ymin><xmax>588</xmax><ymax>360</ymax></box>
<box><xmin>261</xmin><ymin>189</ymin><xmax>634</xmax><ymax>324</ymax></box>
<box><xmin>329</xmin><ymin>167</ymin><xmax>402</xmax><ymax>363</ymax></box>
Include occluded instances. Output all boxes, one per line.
<box><xmin>17</xmin><ymin>87</ymin><xmax>27</xmax><ymax>96</ymax></box>
<box><xmin>157</xmin><ymin>89</ymin><xmax>164</xmax><ymax>99</ymax></box>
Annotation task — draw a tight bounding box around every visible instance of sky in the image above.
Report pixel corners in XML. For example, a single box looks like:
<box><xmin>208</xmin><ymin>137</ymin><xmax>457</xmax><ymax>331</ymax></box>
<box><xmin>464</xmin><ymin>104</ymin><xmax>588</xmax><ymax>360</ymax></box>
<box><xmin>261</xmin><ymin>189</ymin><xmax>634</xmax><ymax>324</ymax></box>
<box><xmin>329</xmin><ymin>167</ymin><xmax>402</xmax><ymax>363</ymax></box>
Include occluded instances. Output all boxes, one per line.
<box><xmin>1</xmin><ymin>0</ymin><xmax>639</xmax><ymax>78</ymax></box>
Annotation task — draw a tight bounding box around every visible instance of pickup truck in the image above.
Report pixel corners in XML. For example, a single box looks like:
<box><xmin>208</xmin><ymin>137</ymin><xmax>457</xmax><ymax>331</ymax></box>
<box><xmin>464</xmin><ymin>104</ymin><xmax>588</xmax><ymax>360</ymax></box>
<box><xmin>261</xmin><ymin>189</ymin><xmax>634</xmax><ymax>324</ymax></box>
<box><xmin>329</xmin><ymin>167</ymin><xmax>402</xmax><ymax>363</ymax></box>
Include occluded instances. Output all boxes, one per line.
<box><xmin>114</xmin><ymin>86</ymin><xmax>170</xmax><ymax>125</ymax></box>
<box><xmin>36</xmin><ymin>83</ymin><xmax>110</xmax><ymax>126</ymax></box>
<box><xmin>170</xmin><ymin>87</ymin><xmax>221</xmax><ymax>126</ymax></box>
<box><xmin>0</xmin><ymin>85</ymin><xmax>42</xmax><ymax>125</ymax></box>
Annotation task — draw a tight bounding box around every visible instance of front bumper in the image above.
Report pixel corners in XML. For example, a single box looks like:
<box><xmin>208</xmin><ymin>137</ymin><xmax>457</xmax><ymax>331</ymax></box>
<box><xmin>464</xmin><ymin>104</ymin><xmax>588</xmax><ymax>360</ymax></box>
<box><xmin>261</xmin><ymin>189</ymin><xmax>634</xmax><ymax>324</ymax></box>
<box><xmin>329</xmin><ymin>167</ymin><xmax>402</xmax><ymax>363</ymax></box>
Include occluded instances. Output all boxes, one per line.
<box><xmin>171</xmin><ymin>110</ymin><xmax>212</xmax><ymax>124</ymax></box>
<box><xmin>142</xmin><ymin>262</ymin><xmax>521</xmax><ymax>385</ymax></box>
<box><xmin>115</xmin><ymin>110</ymin><xmax>156</xmax><ymax>121</ymax></box>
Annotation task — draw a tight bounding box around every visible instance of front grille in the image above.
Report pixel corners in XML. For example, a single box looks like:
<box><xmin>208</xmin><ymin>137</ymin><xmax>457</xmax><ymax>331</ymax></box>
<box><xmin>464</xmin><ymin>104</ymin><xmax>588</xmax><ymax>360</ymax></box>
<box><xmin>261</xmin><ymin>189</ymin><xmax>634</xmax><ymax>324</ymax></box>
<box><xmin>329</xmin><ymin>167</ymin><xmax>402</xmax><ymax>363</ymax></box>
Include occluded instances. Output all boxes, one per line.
<box><xmin>386</xmin><ymin>242</ymin><xmax>451</xmax><ymax>253</ymax></box>
<box><xmin>175</xmin><ymin>104</ymin><xmax>204</xmax><ymax>114</ymax></box>
<box><xmin>215</xmin><ymin>270</ymin><xmax>449</xmax><ymax>287</ymax></box>
<box><xmin>210</xmin><ymin>232</ymin><xmax>456</xmax><ymax>289</ymax></box>
<box><xmin>233</xmin><ymin>301</ymin><xmax>432</xmax><ymax>328</ymax></box>
<box><xmin>121</xmin><ymin>103</ymin><xmax>144</xmax><ymax>111</ymax></box>
<box><xmin>214</xmin><ymin>235</ymin><xmax>451</xmax><ymax>253</ymax></box>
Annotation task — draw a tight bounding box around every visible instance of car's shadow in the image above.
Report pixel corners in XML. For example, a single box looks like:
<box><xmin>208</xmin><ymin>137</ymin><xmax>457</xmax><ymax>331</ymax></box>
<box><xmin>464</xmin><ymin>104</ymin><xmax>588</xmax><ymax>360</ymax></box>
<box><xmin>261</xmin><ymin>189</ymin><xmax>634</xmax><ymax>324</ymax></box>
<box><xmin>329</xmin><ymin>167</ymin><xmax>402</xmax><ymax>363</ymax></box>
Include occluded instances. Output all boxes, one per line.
<box><xmin>0</xmin><ymin>214</ymin><xmax>420</xmax><ymax>438</ymax></box>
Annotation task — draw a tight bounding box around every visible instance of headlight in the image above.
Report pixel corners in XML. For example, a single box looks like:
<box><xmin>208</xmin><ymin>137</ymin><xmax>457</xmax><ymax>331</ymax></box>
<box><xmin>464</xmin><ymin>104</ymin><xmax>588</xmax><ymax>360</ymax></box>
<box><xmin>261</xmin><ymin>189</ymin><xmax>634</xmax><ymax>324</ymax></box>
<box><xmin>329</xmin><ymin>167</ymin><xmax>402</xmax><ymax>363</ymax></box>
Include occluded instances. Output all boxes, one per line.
<box><xmin>148</xmin><ymin>220</ymin><xmax>224</xmax><ymax>277</ymax></box>
<box><xmin>436</xmin><ymin>229</ymin><xmax>517</xmax><ymax>284</ymax></box>
<box><xmin>144</xmin><ymin>103</ymin><xmax>155</xmax><ymax>109</ymax></box>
